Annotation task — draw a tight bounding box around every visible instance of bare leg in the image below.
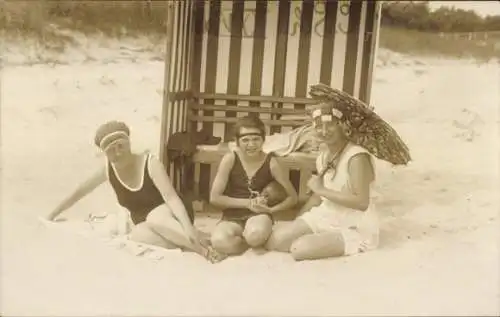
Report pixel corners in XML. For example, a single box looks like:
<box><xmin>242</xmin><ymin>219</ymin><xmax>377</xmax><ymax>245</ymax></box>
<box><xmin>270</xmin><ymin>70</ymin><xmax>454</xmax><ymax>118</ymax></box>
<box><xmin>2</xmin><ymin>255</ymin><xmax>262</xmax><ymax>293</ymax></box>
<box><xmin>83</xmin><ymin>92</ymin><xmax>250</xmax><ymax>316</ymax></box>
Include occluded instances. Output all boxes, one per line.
<box><xmin>243</xmin><ymin>214</ymin><xmax>273</xmax><ymax>248</ymax></box>
<box><xmin>129</xmin><ymin>223</ymin><xmax>177</xmax><ymax>249</ymax></box>
<box><xmin>265</xmin><ymin>219</ymin><xmax>312</xmax><ymax>252</ymax></box>
<box><xmin>145</xmin><ymin>205</ymin><xmax>226</xmax><ymax>262</ymax></box>
<box><xmin>210</xmin><ymin>221</ymin><xmax>248</xmax><ymax>255</ymax></box>
<box><xmin>290</xmin><ymin>232</ymin><xmax>344</xmax><ymax>261</ymax></box>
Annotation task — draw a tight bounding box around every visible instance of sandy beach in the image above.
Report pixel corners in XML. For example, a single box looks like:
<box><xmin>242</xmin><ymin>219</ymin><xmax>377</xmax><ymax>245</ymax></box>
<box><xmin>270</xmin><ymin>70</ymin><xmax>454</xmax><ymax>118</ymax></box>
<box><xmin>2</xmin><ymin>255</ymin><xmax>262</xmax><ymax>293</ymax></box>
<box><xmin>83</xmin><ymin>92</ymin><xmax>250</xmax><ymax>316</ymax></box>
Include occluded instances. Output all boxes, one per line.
<box><xmin>1</xmin><ymin>35</ymin><xmax>499</xmax><ymax>315</ymax></box>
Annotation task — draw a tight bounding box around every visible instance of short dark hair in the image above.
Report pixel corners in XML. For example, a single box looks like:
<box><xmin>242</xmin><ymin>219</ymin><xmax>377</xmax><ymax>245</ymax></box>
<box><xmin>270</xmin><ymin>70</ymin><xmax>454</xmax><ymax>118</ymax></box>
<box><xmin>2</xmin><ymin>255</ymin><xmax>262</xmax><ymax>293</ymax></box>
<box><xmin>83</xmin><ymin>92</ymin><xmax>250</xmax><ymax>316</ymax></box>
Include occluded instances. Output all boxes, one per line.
<box><xmin>233</xmin><ymin>115</ymin><xmax>266</xmax><ymax>139</ymax></box>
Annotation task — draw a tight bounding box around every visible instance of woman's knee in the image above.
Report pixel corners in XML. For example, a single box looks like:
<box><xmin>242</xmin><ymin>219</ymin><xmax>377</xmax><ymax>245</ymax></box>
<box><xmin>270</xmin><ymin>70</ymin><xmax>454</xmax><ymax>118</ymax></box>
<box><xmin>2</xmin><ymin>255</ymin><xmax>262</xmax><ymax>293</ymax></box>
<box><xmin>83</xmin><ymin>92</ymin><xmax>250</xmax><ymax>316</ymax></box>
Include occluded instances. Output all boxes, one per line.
<box><xmin>265</xmin><ymin>226</ymin><xmax>291</xmax><ymax>251</ymax></box>
<box><xmin>210</xmin><ymin>230</ymin><xmax>231</xmax><ymax>249</ymax></box>
<box><xmin>210</xmin><ymin>223</ymin><xmax>245</xmax><ymax>254</ymax></box>
<box><xmin>243</xmin><ymin>215</ymin><xmax>273</xmax><ymax>247</ymax></box>
<box><xmin>243</xmin><ymin>224</ymin><xmax>271</xmax><ymax>247</ymax></box>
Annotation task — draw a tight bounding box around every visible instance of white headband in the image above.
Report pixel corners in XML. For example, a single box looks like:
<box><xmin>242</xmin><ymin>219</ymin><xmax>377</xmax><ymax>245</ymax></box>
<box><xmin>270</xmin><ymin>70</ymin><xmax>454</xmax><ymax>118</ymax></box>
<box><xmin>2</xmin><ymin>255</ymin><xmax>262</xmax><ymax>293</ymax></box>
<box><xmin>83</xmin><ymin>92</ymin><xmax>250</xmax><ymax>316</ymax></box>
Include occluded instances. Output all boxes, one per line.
<box><xmin>312</xmin><ymin>109</ymin><xmax>322</xmax><ymax>118</ymax></box>
<box><xmin>312</xmin><ymin>107</ymin><xmax>343</xmax><ymax>120</ymax></box>
<box><xmin>99</xmin><ymin>131</ymin><xmax>129</xmax><ymax>149</ymax></box>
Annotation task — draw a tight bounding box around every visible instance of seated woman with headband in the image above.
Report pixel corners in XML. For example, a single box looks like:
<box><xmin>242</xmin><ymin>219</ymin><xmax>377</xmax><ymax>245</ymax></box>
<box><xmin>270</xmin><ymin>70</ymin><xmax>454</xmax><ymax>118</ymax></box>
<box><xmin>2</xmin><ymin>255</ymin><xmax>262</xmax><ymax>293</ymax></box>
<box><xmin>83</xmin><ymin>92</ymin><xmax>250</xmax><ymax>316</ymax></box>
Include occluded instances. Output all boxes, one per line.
<box><xmin>45</xmin><ymin>121</ymin><xmax>225</xmax><ymax>263</ymax></box>
<box><xmin>209</xmin><ymin>115</ymin><xmax>298</xmax><ymax>255</ymax></box>
<box><xmin>266</xmin><ymin>104</ymin><xmax>379</xmax><ymax>260</ymax></box>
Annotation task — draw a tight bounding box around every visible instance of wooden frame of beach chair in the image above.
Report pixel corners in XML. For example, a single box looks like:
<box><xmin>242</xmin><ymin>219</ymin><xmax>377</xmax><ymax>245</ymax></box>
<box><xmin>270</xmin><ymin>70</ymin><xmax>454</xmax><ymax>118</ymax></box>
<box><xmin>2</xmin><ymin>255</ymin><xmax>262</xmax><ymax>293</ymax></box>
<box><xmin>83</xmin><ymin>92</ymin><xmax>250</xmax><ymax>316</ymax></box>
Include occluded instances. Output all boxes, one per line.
<box><xmin>158</xmin><ymin>0</ymin><xmax>382</xmax><ymax>216</ymax></box>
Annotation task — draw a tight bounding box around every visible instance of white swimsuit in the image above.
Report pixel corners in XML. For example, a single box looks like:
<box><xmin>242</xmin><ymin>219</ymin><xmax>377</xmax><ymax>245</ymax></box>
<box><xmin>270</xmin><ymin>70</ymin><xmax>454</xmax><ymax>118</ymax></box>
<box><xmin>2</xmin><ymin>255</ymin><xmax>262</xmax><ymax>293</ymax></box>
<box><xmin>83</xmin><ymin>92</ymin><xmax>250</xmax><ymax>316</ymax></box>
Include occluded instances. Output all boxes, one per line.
<box><xmin>299</xmin><ymin>142</ymin><xmax>380</xmax><ymax>255</ymax></box>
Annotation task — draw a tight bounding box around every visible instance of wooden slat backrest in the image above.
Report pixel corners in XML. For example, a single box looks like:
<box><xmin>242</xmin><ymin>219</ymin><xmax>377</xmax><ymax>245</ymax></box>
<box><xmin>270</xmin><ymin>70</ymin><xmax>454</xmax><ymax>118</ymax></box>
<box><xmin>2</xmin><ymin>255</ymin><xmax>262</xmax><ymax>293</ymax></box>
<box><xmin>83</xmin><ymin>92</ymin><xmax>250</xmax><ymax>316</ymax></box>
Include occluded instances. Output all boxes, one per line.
<box><xmin>187</xmin><ymin>92</ymin><xmax>316</xmax><ymax>140</ymax></box>
<box><xmin>196</xmin><ymin>92</ymin><xmax>316</xmax><ymax>105</ymax></box>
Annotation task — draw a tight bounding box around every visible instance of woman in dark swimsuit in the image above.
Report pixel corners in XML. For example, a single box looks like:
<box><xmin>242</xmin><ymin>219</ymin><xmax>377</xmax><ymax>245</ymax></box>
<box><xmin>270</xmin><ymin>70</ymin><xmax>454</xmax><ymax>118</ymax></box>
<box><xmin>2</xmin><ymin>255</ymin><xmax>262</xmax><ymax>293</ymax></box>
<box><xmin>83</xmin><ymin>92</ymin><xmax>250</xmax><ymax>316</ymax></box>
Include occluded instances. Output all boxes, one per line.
<box><xmin>45</xmin><ymin>121</ymin><xmax>224</xmax><ymax>263</ymax></box>
<box><xmin>209</xmin><ymin>116</ymin><xmax>298</xmax><ymax>255</ymax></box>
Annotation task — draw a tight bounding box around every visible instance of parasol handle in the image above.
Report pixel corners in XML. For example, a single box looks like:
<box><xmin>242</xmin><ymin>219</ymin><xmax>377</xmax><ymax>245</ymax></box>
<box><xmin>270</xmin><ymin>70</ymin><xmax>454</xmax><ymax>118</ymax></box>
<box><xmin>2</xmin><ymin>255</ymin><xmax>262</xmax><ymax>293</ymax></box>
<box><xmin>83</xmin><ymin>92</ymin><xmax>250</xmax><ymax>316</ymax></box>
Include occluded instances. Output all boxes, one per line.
<box><xmin>305</xmin><ymin>142</ymin><xmax>348</xmax><ymax>196</ymax></box>
<box><xmin>305</xmin><ymin>163</ymin><xmax>332</xmax><ymax>195</ymax></box>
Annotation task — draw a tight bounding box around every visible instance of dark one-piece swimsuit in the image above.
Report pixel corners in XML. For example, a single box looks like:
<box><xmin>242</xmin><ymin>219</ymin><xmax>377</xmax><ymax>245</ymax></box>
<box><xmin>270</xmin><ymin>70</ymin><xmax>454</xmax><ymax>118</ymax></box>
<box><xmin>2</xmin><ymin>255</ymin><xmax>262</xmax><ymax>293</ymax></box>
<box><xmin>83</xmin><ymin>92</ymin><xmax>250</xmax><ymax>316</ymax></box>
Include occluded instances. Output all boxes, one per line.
<box><xmin>107</xmin><ymin>153</ymin><xmax>194</xmax><ymax>225</ymax></box>
<box><xmin>221</xmin><ymin>151</ymin><xmax>275</xmax><ymax>225</ymax></box>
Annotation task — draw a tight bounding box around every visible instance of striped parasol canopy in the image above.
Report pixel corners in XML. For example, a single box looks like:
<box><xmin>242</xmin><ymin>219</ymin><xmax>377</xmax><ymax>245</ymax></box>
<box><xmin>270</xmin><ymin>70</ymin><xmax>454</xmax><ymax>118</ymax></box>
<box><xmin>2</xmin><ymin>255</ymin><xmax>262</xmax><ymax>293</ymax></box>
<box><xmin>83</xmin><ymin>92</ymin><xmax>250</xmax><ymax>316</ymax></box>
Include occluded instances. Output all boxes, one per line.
<box><xmin>308</xmin><ymin>83</ymin><xmax>411</xmax><ymax>165</ymax></box>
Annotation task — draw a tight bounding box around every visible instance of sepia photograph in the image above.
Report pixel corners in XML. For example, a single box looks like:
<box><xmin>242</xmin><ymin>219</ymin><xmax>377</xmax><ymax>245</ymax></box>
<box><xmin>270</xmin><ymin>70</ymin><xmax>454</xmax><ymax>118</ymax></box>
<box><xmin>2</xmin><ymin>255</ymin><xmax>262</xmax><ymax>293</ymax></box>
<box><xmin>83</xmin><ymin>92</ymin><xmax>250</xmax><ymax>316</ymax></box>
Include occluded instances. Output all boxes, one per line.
<box><xmin>1</xmin><ymin>0</ymin><xmax>499</xmax><ymax>315</ymax></box>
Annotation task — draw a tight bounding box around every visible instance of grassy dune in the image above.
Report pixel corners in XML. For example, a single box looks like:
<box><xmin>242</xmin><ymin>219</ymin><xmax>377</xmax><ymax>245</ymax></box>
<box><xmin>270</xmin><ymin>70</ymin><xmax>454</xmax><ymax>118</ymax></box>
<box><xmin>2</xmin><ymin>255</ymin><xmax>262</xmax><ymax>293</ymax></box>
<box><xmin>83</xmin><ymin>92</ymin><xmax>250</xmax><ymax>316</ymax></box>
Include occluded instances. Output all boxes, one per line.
<box><xmin>1</xmin><ymin>1</ymin><xmax>499</xmax><ymax>61</ymax></box>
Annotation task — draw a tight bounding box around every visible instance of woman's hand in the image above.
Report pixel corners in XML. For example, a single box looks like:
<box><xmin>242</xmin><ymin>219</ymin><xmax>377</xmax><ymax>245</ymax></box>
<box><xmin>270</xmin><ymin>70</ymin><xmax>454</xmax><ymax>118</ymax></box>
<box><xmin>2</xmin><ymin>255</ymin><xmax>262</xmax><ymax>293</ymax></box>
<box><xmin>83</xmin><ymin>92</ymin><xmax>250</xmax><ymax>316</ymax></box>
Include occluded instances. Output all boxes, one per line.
<box><xmin>38</xmin><ymin>216</ymin><xmax>53</xmax><ymax>226</ymax></box>
<box><xmin>37</xmin><ymin>215</ymin><xmax>67</xmax><ymax>230</ymax></box>
<box><xmin>43</xmin><ymin>213</ymin><xmax>55</xmax><ymax>222</ymax></box>
<box><xmin>248</xmin><ymin>197</ymin><xmax>273</xmax><ymax>214</ymax></box>
<box><xmin>307</xmin><ymin>175</ymin><xmax>324</xmax><ymax>193</ymax></box>
<box><xmin>253</xmin><ymin>195</ymin><xmax>268</xmax><ymax>206</ymax></box>
<box><xmin>44</xmin><ymin>209</ymin><xmax>66</xmax><ymax>222</ymax></box>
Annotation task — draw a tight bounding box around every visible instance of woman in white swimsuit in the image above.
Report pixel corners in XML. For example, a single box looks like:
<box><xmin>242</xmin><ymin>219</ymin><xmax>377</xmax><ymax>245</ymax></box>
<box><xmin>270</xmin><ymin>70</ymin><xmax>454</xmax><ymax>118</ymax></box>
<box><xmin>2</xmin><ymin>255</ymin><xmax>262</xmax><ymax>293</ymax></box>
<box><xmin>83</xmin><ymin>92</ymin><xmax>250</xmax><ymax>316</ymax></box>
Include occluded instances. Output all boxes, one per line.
<box><xmin>45</xmin><ymin>121</ymin><xmax>225</xmax><ymax>263</ymax></box>
<box><xmin>266</xmin><ymin>104</ymin><xmax>379</xmax><ymax>260</ymax></box>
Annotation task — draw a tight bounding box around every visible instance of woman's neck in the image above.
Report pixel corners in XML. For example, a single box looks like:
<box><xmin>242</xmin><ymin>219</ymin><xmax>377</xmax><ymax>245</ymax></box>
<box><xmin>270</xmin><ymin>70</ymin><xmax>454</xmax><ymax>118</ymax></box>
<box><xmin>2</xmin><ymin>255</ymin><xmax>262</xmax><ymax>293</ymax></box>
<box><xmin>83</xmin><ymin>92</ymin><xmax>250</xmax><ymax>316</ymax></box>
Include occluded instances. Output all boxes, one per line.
<box><xmin>112</xmin><ymin>153</ymin><xmax>138</xmax><ymax>170</ymax></box>
<box><xmin>239</xmin><ymin>150</ymin><xmax>265</xmax><ymax>163</ymax></box>
<box><xmin>326</xmin><ymin>140</ymin><xmax>348</xmax><ymax>156</ymax></box>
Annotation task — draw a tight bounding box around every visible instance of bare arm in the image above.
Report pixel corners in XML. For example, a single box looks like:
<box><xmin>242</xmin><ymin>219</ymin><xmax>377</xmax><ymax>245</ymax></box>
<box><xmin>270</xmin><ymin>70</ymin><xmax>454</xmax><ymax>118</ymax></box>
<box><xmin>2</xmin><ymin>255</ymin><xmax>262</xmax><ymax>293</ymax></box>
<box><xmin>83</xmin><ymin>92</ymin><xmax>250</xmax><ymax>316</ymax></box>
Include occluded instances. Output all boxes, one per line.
<box><xmin>313</xmin><ymin>153</ymin><xmax>374</xmax><ymax>211</ymax></box>
<box><xmin>46</xmin><ymin>167</ymin><xmax>107</xmax><ymax>220</ymax></box>
<box><xmin>297</xmin><ymin>193</ymin><xmax>322</xmax><ymax>216</ymax></box>
<box><xmin>297</xmin><ymin>154</ymin><xmax>324</xmax><ymax>215</ymax></box>
<box><xmin>148</xmin><ymin>155</ymin><xmax>194</xmax><ymax>229</ymax></box>
<box><xmin>209</xmin><ymin>152</ymin><xmax>251</xmax><ymax>209</ymax></box>
<box><xmin>268</xmin><ymin>157</ymin><xmax>298</xmax><ymax>213</ymax></box>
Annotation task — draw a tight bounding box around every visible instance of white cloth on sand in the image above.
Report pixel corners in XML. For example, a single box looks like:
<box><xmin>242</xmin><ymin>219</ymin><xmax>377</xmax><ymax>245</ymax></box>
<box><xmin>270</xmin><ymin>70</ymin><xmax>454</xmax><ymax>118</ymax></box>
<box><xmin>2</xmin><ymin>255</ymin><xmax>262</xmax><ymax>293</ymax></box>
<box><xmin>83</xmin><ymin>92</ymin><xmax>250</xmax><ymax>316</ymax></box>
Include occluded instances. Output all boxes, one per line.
<box><xmin>38</xmin><ymin>214</ymin><xmax>181</xmax><ymax>260</ymax></box>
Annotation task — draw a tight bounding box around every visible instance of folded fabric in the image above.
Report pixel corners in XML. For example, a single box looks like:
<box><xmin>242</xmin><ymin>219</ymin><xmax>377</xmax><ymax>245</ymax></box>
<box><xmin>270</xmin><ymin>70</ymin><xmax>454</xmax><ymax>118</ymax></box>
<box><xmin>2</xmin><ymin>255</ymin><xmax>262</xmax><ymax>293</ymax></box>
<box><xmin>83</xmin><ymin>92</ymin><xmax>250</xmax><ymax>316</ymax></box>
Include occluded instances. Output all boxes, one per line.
<box><xmin>228</xmin><ymin>125</ymin><xmax>320</xmax><ymax>156</ymax></box>
<box><xmin>39</xmin><ymin>217</ymin><xmax>182</xmax><ymax>261</ymax></box>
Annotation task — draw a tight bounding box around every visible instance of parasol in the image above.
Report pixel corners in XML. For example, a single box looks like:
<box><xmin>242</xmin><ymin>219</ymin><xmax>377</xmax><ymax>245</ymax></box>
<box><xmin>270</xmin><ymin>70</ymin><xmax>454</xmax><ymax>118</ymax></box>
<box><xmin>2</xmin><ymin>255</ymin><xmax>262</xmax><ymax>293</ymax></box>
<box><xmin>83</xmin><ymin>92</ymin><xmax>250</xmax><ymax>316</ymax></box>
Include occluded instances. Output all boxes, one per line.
<box><xmin>308</xmin><ymin>83</ymin><xmax>411</xmax><ymax>165</ymax></box>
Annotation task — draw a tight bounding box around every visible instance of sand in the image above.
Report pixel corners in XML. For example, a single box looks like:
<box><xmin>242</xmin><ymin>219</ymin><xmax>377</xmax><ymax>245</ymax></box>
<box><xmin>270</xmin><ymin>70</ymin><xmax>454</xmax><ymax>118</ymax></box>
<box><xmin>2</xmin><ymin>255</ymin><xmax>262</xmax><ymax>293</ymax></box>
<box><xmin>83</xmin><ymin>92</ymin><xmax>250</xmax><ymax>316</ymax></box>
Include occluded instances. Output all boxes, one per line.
<box><xmin>1</xmin><ymin>36</ymin><xmax>499</xmax><ymax>316</ymax></box>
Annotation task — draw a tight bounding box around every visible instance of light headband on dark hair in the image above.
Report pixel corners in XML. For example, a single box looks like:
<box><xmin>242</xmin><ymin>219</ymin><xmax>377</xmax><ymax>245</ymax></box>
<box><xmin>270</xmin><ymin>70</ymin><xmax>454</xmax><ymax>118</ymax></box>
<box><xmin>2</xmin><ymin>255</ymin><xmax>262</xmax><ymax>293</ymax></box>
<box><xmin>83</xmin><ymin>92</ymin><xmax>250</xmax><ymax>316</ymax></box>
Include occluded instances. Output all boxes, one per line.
<box><xmin>236</xmin><ymin>132</ymin><xmax>264</xmax><ymax>139</ymax></box>
<box><xmin>310</xmin><ymin>104</ymin><xmax>344</xmax><ymax>127</ymax></box>
<box><xmin>99</xmin><ymin>131</ymin><xmax>129</xmax><ymax>149</ymax></box>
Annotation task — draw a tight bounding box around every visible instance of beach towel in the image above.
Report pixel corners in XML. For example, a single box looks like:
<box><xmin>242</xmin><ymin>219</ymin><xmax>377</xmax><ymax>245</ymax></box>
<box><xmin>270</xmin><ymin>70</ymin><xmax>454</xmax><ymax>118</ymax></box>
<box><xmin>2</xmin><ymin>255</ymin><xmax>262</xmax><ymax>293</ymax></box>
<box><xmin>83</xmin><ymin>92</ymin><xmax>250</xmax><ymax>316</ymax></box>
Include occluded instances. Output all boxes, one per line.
<box><xmin>38</xmin><ymin>216</ymin><xmax>182</xmax><ymax>261</ymax></box>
